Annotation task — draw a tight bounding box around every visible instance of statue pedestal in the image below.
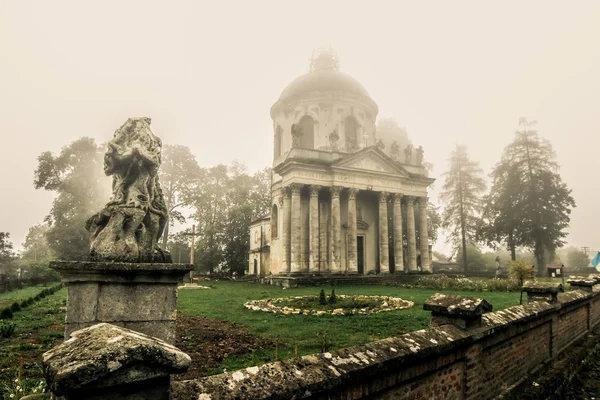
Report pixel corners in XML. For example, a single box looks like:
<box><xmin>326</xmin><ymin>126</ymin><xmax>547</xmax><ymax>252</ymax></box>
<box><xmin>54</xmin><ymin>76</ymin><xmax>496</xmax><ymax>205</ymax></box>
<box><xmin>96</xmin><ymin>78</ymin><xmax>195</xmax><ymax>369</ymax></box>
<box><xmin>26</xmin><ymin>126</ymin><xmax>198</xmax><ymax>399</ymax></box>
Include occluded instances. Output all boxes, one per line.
<box><xmin>50</xmin><ymin>261</ymin><xmax>193</xmax><ymax>344</ymax></box>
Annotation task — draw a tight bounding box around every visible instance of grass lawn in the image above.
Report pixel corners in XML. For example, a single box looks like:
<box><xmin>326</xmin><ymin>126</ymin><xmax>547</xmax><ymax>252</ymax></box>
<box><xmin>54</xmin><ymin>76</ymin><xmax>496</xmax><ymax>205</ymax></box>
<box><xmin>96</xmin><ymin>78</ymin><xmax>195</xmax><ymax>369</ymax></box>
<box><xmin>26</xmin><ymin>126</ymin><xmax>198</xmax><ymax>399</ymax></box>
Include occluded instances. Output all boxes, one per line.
<box><xmin>178</xmin><ymin>282</ymin><xmax>521</xmax><ymax>372</ymax></box>
<box><xmin>0</xmin><ymin>280</ymin><xmax>522</xmax><ymax>393</ymax></box>
<box><xmin>0</xmin><ymin>284</ymin><xmax>59</xmax><ymax>309</ymax></box>
<box><xmin>0</xmin><ymin>287</ymin><xmax>66</xmax><ymax>398</ymax></box>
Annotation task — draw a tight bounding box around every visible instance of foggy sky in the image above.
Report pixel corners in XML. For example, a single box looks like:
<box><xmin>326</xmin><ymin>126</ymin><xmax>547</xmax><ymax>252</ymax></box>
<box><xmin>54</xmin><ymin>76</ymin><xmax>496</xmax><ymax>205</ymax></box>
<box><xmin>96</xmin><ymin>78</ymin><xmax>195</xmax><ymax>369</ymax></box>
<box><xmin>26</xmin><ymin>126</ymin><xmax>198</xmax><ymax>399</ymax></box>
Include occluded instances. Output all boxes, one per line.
<box><xmin>1</xmin><ymin>0</ymin><xmax>598</xmax><ymax>254</ymax></box>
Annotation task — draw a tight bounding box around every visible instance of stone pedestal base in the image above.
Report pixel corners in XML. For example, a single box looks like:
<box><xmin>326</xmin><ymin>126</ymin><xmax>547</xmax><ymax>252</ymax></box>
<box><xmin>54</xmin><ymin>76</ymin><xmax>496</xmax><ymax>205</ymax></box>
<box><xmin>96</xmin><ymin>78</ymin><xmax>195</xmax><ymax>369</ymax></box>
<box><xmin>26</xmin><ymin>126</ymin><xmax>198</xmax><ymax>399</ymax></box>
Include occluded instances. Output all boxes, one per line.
<box><xmin>50</xmin><ymin>261</ymin><xmax>193</xmax><ymax>344</ymax></box>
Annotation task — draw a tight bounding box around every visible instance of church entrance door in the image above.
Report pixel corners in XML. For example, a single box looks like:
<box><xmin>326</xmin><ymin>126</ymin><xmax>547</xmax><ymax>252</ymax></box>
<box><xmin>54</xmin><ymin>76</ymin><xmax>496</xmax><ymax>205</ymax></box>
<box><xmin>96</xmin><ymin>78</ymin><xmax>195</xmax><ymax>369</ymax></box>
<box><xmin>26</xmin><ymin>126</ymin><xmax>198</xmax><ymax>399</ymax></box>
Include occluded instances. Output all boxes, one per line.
<box><xmin>357</xmin><ymin>236</ymin><xmax>365</xmax><ymax>274</ymax></box>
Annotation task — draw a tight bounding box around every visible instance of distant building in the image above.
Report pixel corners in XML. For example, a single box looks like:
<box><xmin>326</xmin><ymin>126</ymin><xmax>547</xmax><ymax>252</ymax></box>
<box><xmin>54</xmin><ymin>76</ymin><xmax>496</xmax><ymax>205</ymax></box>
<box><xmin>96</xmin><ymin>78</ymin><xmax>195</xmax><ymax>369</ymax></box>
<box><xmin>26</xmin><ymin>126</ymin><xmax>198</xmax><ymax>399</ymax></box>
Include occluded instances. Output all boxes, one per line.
<box><xmin>249</xmin><ymin>50</ymin><xmax>434</xmax><ymax>276</ymax></box>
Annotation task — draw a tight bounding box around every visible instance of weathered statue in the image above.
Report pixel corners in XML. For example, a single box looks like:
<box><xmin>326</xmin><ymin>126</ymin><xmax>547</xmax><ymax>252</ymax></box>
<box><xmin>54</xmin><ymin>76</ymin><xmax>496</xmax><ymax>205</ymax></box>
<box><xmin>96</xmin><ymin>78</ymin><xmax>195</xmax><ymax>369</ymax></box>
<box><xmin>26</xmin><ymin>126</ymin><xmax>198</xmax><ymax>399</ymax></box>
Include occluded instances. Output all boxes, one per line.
<box><xmin>416</xmin><ymin>145</ymin><xmax>424</xmax><ymax>166</ymax></box>
<box><xmin>404</xmin><ymin>144</ymin><xmax>413</xmax><ymax>164</ymax></box>
<box><xmin>376</xmin><ymin>139</ymin><xmax>385</xmax><ymax>151</ymax></box>
<box><xmin>86</xmin><ymin>117</ymin><xmax>171</xmax><ymax>263</ymax></box>
<box><xmin>390</xmin><ymin>141</ymin><xmax>400</xmax><ymax>160</ymax></box>
<box><xmin>329</xmin><ymin>128</ymin><xmax>340</xmax><ymax>151</ymax></box>
<box><xmin>291</xmin><ymin>124</ymin><xmax>303</xmax><ymax>148</ymax></box>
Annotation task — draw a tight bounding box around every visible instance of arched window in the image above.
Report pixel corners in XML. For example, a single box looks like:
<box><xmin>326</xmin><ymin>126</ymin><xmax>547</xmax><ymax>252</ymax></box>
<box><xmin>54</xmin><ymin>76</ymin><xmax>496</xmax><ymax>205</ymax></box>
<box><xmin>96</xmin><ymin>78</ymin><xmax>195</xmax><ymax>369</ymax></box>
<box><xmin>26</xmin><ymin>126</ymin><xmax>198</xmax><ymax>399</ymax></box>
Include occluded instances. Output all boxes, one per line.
<box><xmin>297</xmin><ymin>115</ymin><xmax>315</xmax><ymax>149</ymax></box>
<box><xmin>271</xmin><ymin>204</ymin><xmax>278</xmax><ymax>238</ymax></box>
<box><xmin>345</xmin><ymin>117</ymin><xmax>358</xmax><ymax>151</ymax></box>
<box><xmin>253</xmin><ymin>259</ymin><xmax>258</xmax><ymax>275</ymax></box>
<box><xmin>274</xmin><ymin>125</ymin><xmax>282</xmax><ymax>158</ymax></box>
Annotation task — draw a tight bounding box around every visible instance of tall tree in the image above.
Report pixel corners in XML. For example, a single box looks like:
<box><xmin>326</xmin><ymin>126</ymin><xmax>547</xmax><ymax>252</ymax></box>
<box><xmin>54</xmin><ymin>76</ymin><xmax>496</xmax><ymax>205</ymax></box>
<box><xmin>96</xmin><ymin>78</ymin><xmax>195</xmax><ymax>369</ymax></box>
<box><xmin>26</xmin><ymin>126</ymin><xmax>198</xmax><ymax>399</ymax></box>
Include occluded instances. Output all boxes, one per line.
<box><xmin>0</xmin><ymin>232</ymin><xmax>15</xmax><ymax>264</ymax></box>
<box><xmin>159</xmin><ymin>144</ymin><xmax>202</xmax><ymax>248</ymax></box>
<box><xmin>440</xmin><ymin>145</ymin><xmax>486</xmax><ymax>272</ymax></box>
<box><xmin>34</xmin><ymin>137</ymin><xmax>110</xmax><ymax>260</ymax></box>
<box><xmin>479</xmin><ymin>119</ymin><xmax>575</xmax><ymax>275</ymax></box>
<box><xmin>21</xmin><ymin>224</ymin><xmax>52</xmax><ymax>261</ymax></box>
<box><xmin>186</xmin><ymin>162</ymin><xmax>271</xmax><ymax>274</ymax></box>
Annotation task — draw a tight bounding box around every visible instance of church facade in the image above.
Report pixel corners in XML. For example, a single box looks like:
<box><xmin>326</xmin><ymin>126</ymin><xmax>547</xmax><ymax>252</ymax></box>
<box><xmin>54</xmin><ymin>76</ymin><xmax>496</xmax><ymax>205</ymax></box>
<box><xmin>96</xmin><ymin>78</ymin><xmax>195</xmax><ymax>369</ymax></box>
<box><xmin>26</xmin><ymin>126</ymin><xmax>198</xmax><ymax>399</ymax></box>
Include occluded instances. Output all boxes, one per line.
<box><xmin>249</xmin><ymin>51</ymin><xmax>434</xmax><ymax>277</ymax></box>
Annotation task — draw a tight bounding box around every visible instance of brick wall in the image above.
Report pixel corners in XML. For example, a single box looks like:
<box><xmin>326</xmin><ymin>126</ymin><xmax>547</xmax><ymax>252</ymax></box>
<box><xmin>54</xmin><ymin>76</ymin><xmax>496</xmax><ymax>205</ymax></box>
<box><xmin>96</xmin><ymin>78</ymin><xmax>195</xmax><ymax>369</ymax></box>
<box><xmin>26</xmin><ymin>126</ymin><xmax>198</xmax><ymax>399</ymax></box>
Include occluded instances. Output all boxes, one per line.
<box><xmin>172</xmin><ymin>287</ymin><xmax>600</xmax><ymax>400</ymax></box>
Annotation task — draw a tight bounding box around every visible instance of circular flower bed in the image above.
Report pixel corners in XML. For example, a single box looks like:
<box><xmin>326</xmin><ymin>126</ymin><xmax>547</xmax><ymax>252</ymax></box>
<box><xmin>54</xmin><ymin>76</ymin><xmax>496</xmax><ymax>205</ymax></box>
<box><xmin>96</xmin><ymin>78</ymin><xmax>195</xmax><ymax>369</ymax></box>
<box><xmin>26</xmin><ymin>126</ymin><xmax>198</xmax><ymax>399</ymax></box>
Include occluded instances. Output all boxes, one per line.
<box><xmin>244</xmin><ymin>295</ymin><xmax>414</xmax><ymax>316</ymax></box>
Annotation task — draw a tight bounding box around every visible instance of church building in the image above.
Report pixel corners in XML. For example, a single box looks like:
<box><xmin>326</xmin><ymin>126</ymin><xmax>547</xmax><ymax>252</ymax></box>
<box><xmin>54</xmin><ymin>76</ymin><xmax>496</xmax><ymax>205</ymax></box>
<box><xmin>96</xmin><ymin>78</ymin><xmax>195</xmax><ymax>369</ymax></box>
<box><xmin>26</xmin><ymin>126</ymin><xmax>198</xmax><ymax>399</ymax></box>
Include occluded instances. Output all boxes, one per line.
<box><xmin>249</xmin><ymin>51</ymin><xmax>434</xmax><ymax>277</ymax></box>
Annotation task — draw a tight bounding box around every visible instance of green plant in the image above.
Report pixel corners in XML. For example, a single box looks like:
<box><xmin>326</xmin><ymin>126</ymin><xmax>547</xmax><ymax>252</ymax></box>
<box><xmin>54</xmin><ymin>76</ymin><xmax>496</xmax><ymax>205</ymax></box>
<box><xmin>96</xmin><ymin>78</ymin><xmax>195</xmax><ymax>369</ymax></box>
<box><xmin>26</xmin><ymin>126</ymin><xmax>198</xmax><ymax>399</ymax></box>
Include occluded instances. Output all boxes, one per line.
<box><xmin>0</xmin><ymin>307</ymin><xmax>13</xmax><ymax>320</ymax></box>
<box><xmin>11</xmin><ymin>302</ymin><xmax>21</xmax><ymax>312</ymax></box>
<box><xmin>0</xmin><ymin>322</ymin><xmax>16</xmax><ymax>338</ymax></box>
<box><xmin>20</xmin><ymin>300</ymin><xmax>28</xmax><ymax>309</ymax></box>
<box><xmin>509</xmin><ymin>261</ymin><xmax>535</xmax><ymax>287</ymax></box>
<box><xmin>328</xmin><ymin>288</ymin><xmax>337</xmax><ymax>304</ymax></box>
<box><xmin>319</xmin><ymin>289</ymin><xmax>326</xmax><ymax>305</ymax></box>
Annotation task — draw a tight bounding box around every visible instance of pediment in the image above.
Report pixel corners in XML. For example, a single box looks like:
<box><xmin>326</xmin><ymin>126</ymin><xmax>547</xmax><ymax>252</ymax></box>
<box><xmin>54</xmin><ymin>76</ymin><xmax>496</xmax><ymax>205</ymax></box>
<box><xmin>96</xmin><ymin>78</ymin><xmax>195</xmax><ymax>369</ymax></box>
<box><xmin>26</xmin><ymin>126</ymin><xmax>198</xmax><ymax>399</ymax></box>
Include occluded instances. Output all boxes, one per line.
<box><xmin>332</xmin><ymin>147</ymin><xmax>408</xmax><ymax>176</ymax></box>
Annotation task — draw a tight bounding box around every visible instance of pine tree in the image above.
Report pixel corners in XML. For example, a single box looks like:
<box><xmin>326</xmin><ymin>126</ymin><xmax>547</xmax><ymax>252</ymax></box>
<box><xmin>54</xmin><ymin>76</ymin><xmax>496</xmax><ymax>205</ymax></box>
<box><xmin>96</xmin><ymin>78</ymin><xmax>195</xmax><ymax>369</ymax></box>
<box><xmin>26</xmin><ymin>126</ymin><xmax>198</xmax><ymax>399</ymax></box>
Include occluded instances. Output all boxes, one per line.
<box><xmin>440</xmin><ymin>145</ymin><xmax>486</xmax><ymax>272</ymax></box>
<box><xmin>319</xmin><ymin>288</ymin><xmax>327</xmax><ymax>305</ymax></box>
<box><xmin>479</xmin><ymin>119</ymin><xmax>575</xmax><ymax>275</ymax></box>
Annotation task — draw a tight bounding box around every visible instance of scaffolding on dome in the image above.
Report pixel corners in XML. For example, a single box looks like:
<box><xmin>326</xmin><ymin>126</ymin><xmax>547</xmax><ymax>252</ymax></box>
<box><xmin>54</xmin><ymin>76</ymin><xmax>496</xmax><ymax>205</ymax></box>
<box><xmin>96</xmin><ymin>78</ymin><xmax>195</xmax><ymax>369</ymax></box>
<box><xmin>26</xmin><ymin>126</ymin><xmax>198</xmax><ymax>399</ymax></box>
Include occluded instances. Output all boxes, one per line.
<box><xmin>309</xmin><ymin>48</ymin><xmax>340</xmax><ymax>72</ymax></box>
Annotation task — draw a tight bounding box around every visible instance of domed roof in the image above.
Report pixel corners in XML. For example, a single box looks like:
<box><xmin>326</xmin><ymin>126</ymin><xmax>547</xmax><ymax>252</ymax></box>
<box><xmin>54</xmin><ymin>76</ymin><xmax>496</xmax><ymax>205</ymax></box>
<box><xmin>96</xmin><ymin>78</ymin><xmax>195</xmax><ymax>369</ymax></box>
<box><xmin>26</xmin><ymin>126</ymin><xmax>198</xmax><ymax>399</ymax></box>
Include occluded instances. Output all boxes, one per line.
<box><xmin>278</xmin><ymin>69</ymin><xmax>372</xmax><ymax>101</ymax></box>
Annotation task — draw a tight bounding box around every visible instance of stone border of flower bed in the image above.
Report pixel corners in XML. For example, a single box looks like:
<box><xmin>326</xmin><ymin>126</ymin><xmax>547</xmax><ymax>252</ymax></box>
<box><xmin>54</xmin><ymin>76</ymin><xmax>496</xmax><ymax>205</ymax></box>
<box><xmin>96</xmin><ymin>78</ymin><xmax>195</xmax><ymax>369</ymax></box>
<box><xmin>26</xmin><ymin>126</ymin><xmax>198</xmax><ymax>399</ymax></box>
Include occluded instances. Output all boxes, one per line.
<box><xmin>244</xmin><ymin>295</ymin><xmax>414</xmax><ymax>316</ymax></box>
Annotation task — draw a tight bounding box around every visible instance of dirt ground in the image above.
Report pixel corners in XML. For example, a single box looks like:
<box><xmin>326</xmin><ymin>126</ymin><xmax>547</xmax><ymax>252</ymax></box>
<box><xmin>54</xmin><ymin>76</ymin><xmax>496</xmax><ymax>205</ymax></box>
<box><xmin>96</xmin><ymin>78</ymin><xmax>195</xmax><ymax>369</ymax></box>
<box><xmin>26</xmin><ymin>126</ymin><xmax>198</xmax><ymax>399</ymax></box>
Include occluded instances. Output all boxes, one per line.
<box><xmin>174</xmin><ymin>315</ymin><xmax>273</xmax><ymax>381</ymax></box>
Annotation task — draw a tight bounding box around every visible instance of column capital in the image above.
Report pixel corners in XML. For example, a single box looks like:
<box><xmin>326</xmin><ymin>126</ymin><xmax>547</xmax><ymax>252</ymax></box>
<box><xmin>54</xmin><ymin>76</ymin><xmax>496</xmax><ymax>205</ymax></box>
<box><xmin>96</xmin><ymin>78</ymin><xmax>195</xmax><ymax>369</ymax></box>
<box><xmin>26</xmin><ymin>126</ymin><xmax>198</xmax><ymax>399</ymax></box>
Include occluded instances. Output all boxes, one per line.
<box><xmin>329</xmin><ymin>186</ymin><xmax>342</xmax><ymax>198</ymax></box>
<box><xmin>378</xmin><ymin>191</ymin><xmax>389</xmax><ymax>203</ymax></box>
<box><xmin>290</xmin><ymin>183</ymin><xmax>303</xmax><ymax>195</ymax></box>
<box><xmin>419</xmin><ymin>196</ymin><xmax>429</xmax><ymax>205</ymax></box>
<box><xmin>309</xmin><ymin>185</ymin><xmax>320</xmax><ymax>197</ymax></box>
<box><xmin>392</xmin><ymin>193</ymin><xmax>403</xmax><ymax>203</ymax></box>
<box><xmin>347</xmin><ymin>188</ymin><xmax>359</xmax><ymax>199</ymax></box>
<box><xmin>278</xmin><ymin>195</ymin><xmax>284</xmax><ymax>207</ymax></box>
<box><xmin>405</xmin><ymin>195</ymin><xmax>416</xmax><ymax>205</ymax></box>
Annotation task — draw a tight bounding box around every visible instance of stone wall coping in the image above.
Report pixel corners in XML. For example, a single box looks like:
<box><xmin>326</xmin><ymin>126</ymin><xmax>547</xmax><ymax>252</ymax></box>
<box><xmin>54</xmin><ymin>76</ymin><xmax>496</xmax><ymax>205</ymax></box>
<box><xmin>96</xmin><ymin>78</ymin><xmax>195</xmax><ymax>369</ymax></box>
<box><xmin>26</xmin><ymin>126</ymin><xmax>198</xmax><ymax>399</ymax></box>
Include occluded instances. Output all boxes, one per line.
<box><xmin>50</xmin><ymin>261</ymin><xmax>194</xmax><ymax>283</ymax></box>
<box><xmin>43</xmin><ymin>323</ymin><xmax>190</xmax><ymax>396</ymax></box>
<box><xmin>558</xmin><ymin>290</ymin><xmax>592</xmax><ymax>305</ymax></box>
<box><xmin>172</xmin><ymin>324</ymin><xmax>470</xmax><ymax>400</ymax></box>
<box><xmin>588</xmin><ymin>274</ymin><xmax>600</xmax><ymax>283</ymax></box>
<box><xmin>567</xmin><ymin>276</ymin><xmax>597</xmax><ymax>286</ymax></box>
<box><xmin>423</xmin><ymin>293</ymin><xmax>492</xmax><ymax>317</ymax></box>
<box><xmin>522</xmin><ymin>281</ymin><xmax>564</xmax><ymax>293</ymax></box>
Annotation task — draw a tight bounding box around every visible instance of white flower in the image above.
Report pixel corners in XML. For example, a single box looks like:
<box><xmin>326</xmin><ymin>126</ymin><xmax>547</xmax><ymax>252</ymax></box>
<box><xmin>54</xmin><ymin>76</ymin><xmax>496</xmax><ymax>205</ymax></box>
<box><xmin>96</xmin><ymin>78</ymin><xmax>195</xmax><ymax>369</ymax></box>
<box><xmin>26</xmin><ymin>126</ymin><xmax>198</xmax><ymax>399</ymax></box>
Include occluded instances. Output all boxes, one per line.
<box><xmin>10</xmin><ymin>395</ymin><xmax>14</xmax><ymax>398</ymax></box>
<box><xmin>16</xmin><ymin>386</ymin><xmax>20</xmax><ymax>390</ymax></box>
<box><xmin>14</xmin><ymin>379</ymin><xmax>18</xmax><ymax>383</ymax></box>
<box><xmin>18</xmin><ymin>388</ymin><xmax>23</xmax><ymax>392</ymax></box>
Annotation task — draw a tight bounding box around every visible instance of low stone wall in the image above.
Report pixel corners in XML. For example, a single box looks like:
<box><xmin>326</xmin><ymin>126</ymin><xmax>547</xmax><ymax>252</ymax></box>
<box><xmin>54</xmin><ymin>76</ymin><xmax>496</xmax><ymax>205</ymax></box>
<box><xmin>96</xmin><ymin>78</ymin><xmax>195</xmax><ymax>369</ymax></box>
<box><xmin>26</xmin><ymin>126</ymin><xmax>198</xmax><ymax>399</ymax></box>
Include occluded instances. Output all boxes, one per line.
<box><xmin>172</xmin><ymin>285</ymin><xmax>600</xmax><ymax>399</ymax></box>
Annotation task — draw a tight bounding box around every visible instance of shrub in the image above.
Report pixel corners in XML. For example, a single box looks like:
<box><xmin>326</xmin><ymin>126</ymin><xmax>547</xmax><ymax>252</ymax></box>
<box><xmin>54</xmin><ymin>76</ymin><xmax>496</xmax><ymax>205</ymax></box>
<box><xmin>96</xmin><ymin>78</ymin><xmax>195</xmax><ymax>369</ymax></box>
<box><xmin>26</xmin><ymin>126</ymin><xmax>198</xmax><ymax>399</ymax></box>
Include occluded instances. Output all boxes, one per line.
<box><xmin>0</xmin><ymin>307</ymin><xmax>13</xmax><ymax>319</ymax></box>
<box><xmin>20</xmin><ymin>300</ymin><xmax>28</xmax><ymax>309</ymax></box>
<box><xmin>319</xmin><ymin>289</ymin><xmax>326</xmax><ymax>305</ymax></box>
<box><xmin>11</xmin><ymin>302</ymin><xmax>21</xmax><ymax>312</ymax></box>
<box><xmin>328</xmin><ymin>288</ymin><xmax>337</xmax><ymax>304</ymax></box>
<box><xmin>509</xmin><ymin>261</ymin><xmax>535</xmax><ymax>287</ymax></box>
<box><xmin>0</xmin><ymin>322</ymin><xmax>16</xmax><ymax>338</ymax></box>
<box><xmin>34</xmin><ymin>294</ymin><xmax>41</xmax><ymax>301</ymax></box>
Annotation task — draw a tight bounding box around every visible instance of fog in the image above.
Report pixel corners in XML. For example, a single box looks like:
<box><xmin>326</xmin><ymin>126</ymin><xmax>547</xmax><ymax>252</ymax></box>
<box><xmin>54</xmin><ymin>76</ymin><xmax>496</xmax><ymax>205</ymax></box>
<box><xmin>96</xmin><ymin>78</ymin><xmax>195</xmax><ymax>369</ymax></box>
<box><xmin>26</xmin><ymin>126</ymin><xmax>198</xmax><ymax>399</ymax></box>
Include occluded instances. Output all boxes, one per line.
<box><xmin>0</xmin><ymin>0</ymin><xmax>598</xmax><ymax>254</ymax></box>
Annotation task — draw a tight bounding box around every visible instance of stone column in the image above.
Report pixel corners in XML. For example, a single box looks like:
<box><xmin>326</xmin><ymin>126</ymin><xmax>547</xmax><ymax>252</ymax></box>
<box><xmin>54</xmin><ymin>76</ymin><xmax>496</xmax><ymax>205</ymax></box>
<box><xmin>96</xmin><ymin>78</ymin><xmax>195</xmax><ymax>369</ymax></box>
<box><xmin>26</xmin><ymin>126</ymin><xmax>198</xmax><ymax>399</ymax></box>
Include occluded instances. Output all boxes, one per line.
<box><xmin>378</xmin><ymin>192</ymin><xmax>390</xmax><ymax>274</ymax></box>
<box><xmin>329</xmin><ymin>186</ymin><xmax>342</xmax><ymax>273</ymax></box>
<box><xmin>392</xmin><ymin>193</ymin><xmax>404</xmax><ymax>273</ymax></box>
<box><xmin>280</xmin><ymin>189</ymin><xmax>291</xmax><ymax>274</ymax></box>
<box><xmin>419</xmin><ymin>197</ymin><xmax>431</xmax><ymax>272</ymax></box>
<box><xmin>290</xmin><ymin>183</ymin><xmax>302</xmax><ymax>273</ymax></box>
<box><xmin>309</xmin><ymin>185</ymin><xmax>320</xmax><ymax>272</ymax></box>
<box><xmin>319</xmin><ymin>201</ymin><xmax>329</xmax><ymax>272</ymax></box>
<box><xmin>347</xmin><ymin>188</ymin><xmax>358</xmax><ymax>273</ymax></box>
<box><xmin>406</xmin><ymin>196</ymin><xmax>418</xmax><ymax>272</ymax></box>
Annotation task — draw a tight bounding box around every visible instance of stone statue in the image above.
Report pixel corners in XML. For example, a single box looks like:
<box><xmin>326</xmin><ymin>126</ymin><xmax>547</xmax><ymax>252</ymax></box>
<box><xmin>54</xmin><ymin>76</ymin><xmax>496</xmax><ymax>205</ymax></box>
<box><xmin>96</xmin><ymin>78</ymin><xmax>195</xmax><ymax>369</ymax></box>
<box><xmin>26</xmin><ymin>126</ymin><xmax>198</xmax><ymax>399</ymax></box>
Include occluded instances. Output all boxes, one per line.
<box><xmin>86</xmin><ymin>117</ymin><xmax>171</xmax><ymax>263</ymax></box>
<box><xmin>376</xmin><ymin>139</ymin><xmax>385</xmax><ymax>151</ymax></box>
<box><xmin>404</xmin><ymin>144</ymin><xmax>413</xmax><ymax>164</ymax></box>
<box><xmin>416</xmin><ymin>145</ymin><xmax>424</xmax><ymax>166</ymax></box>
<box><xmin>329</xmin><ymin>128</ymin><xmax>340</xmax><ymax>151</ymax></box>
<box><xmin>390</xmin><ymin>141</ymin><xmax>400</xmax><ymax>161</ymax></box>
<box><xmin>291</xmin><ymin>124</ymin><xmax>303</xmax><ymax>148</ymax></box>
